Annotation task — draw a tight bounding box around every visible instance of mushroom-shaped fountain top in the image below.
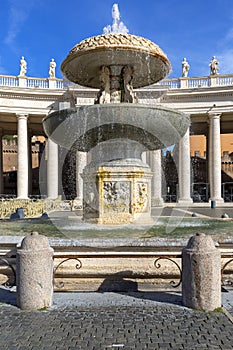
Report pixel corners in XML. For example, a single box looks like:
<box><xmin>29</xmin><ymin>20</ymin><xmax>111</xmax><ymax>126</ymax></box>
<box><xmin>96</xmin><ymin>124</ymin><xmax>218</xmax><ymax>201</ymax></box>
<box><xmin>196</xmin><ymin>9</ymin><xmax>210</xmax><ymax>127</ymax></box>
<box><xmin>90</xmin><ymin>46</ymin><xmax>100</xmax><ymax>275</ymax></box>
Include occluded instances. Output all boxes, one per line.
<box><xmin>61</xmin><ymin>33</ymin><xmax>171</xmax><ymax>88</ymax></box>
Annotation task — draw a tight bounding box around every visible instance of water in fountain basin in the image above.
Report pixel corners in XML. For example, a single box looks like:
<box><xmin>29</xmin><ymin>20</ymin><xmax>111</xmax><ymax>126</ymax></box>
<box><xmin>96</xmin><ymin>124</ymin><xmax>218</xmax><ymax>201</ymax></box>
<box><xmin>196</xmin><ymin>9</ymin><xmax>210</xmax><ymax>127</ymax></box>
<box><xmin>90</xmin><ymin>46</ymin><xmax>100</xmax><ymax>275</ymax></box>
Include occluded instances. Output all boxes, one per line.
<box><xmin>1</xmin><ymin>209</ymin><xmax>233</xmax><ymax>239</ymax></box>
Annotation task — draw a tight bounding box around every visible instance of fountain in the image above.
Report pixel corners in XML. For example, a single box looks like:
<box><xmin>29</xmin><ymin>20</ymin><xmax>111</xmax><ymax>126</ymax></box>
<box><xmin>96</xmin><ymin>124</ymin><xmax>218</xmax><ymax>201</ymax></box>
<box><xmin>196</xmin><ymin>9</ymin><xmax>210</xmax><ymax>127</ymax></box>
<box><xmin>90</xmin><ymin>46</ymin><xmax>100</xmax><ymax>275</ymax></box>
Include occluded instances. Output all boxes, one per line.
<box><xmin>43</xmin><ymin>4</ymin><xmax>189</xmax><ymax>225</ymax></box>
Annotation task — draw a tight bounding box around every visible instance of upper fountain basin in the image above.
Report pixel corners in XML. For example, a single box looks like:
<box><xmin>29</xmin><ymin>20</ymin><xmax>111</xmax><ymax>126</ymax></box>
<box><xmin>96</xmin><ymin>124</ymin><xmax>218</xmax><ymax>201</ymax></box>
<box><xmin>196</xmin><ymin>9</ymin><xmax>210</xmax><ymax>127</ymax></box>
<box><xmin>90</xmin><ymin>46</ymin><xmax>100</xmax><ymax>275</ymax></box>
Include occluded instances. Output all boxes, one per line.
<box><xmin>61</xmin><ymin>33</ymin><xmax>171</xmax><ymax>88</ymax></box>
<box><xmin>43</xmin><ymin>104</ymin><xmax>189</xmax><ymax>152</ymax></box>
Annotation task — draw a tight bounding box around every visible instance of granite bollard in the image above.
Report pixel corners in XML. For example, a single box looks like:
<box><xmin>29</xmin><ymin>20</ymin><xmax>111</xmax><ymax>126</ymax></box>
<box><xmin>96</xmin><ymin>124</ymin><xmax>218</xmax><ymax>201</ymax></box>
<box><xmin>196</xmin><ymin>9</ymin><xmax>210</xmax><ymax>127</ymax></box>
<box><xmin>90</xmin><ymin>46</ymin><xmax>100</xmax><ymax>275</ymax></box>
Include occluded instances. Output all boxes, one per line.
<box><xmin>182</xmin><ymin>232</ymin><xmax>221</xmax><ymax>311</ymax></box>
<box><xmin>16</xmin><ymin>231</ymin><xmax>54</xmax><ymax>310</ymax></box>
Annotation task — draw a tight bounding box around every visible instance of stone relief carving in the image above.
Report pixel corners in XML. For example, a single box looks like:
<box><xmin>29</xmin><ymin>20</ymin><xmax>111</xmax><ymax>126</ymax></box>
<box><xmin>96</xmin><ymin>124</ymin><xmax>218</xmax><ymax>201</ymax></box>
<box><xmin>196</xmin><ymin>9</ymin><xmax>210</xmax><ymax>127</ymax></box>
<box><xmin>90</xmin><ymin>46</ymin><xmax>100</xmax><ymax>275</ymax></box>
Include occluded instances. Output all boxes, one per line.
<box><xmin>134</xmin><ymin>182</ymin><xmax>148</xmax><ymax>213</ymax></box>
<box><xmin>100</xmin><ymin>213</ymin><xmax>132</xmax><ymax>225</ymax></box>
<box><xmin>95</xmin><ymin>66</ymin><xmax>111</xmax><ymax>104</ymax></box>
<box><xmin>95</xmin><ymin>65</ymin><xmax>138</xmax><ymax>104</ymax></box>
<box><xmin>122</xmin><ymin>66</ymin><xmax>138</xmax><ymax>103</ymax></box>
<box><xmin>103</xmin><ymin>181</ymin><xmax>130</xmax><ymax>213</ymax></box>
<box><xmin>68</xmin><ymin>34</ymin><xmax>168</xmax><ymax>62</ymax></box>
<box><xmin>110</xmin><ymin>65</ymin><xmax>122</xmax><ymax>103</ymax></box>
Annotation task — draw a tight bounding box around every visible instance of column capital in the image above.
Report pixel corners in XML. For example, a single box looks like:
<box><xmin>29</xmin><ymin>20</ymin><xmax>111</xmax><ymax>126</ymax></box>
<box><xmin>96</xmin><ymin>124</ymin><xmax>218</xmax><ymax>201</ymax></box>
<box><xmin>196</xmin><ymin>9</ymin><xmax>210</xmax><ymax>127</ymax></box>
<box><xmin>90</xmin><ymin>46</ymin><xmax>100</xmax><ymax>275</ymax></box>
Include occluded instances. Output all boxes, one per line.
<box><xmin>208</xmin><ymin>112</ymin><xmax>222</xmax><ymax>120</ymax></box>
<box><xmin>16</xmin><ymin>113</ymin><xmax>29</xmax><ymax>120</ymax></box>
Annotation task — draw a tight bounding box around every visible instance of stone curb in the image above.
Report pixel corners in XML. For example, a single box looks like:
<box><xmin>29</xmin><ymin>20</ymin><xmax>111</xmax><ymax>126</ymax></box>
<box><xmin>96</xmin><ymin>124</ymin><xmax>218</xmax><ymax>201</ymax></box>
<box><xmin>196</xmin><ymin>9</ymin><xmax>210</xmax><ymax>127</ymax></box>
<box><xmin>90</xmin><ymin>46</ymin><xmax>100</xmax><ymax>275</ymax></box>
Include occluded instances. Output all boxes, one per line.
<box><xmin>222</xmin><ymin>307</ymin><xmax>233</xmax><ymax>324</ymax></box>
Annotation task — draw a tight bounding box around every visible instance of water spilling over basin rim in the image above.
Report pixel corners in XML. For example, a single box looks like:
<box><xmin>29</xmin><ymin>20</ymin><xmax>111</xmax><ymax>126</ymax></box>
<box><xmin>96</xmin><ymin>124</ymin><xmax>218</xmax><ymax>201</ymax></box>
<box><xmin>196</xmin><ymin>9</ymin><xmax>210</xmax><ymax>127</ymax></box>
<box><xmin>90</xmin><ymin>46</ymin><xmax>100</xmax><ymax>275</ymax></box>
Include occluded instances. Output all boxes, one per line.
<box><xmin>61</xmin><ymin>33</ymin><xmax>171</xmax><ymax>88</ymax></box>
<box><xmin>43</xmin><ymin>103</ymin><xmax>189</xmax><ymax>151</ymax></box>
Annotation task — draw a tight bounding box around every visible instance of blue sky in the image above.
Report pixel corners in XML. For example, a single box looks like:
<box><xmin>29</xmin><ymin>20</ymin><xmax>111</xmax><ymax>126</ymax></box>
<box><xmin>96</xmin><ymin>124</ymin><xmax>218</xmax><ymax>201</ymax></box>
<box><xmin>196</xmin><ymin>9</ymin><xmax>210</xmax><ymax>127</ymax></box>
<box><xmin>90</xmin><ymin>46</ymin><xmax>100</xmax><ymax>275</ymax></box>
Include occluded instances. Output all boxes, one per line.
<box><xmin>1</xmin><ymin>0</ymin><xmax>233</xmax><ymax>79</ymax></box>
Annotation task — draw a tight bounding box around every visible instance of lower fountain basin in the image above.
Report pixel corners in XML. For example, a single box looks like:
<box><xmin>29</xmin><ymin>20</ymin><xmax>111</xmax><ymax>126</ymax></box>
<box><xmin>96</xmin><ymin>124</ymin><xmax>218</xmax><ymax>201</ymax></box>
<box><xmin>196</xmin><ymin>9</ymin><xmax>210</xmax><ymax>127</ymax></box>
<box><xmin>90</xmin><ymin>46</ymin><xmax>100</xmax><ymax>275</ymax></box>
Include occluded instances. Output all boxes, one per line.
<box><xmin>43</xmin><ymin>104</ymin><xmax>189</xmax><ymax>151</ymax></box>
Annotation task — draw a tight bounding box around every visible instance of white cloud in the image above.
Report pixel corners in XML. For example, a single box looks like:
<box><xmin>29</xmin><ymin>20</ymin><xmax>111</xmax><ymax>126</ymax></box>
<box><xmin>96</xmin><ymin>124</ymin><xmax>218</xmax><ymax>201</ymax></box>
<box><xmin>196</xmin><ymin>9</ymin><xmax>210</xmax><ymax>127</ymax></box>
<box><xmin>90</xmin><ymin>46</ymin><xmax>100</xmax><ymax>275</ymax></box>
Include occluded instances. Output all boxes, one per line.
<box><xmin>224</xmin><ymin>27</ymin><xmax>233</xmax><ymax>42</ymax></box>
<box><xmin>0</xmin><ymin>56</ymin><xmax>7</xmax><ymax>74</ymax></box>
<box><xmin>4</xmin><ymin>0</ymin><xmax>37</xmax><ymax>49</ymax></box>
<box><xmin>217</xmin><ymin>50</ymin><xmax>233</xmax><ymax>74</ymax></box>
<box><xmin>215</xmin><ymin>20</ymin><xmax>233</xmax><ymax>74</ymax></box>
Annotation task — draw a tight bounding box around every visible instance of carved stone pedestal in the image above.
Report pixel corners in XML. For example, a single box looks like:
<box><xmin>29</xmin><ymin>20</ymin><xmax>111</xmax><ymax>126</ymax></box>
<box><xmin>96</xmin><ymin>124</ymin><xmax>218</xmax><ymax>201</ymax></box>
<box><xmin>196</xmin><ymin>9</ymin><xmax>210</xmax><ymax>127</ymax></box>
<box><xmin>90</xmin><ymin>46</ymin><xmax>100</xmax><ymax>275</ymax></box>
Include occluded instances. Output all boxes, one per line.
<box><xmin>82</xmin><ymin>160</ymin><xmax>153</xmax><ymax>225</ymax></box>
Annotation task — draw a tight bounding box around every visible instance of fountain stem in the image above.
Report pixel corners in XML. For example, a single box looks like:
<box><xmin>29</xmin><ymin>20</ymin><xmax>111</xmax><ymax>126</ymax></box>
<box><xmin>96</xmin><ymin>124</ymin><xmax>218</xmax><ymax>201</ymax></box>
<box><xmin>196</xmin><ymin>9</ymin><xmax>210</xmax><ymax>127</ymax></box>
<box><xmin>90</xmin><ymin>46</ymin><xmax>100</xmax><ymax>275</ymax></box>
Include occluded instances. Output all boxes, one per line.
<box><xmin>95</xmin><ymin>65</ymin><xmax>138</xmax><ymax>104</ymax></box>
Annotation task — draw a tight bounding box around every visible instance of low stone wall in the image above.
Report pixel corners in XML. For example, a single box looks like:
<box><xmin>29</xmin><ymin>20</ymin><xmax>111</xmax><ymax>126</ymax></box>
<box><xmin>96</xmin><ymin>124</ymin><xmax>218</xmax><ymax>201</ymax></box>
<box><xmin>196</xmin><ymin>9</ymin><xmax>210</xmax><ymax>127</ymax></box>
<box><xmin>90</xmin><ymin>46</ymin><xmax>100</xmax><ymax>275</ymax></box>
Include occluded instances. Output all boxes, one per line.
<box><xmin>0</xmin><ymin>237</ymin><xmax>233</xmax><ymax>292</ymax></box>
<box><xmin>0</xmin><ymin>199</ymin><xmax>74</xmax><ymax>219</ymax></box>
<box><xmin>51</xmin><ymin>238</ymin><xmax>184</xmax><ymax>292</ymax></box>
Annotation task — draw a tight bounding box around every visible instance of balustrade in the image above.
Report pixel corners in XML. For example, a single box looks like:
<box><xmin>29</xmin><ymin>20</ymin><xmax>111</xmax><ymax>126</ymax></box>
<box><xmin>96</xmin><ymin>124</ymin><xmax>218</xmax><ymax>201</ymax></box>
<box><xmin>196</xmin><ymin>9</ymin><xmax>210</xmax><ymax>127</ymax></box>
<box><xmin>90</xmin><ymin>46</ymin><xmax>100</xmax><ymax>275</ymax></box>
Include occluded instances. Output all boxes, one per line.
<box><xmin>56</xmin><ymin>79</ymin><xmax>65</xmax><ymax>89</ymax></box>
<box><xmin>158</xmin><ymin>79</ymin><xmax>180</xmax><ymax>89</ymax></box>
<box><xmin>0</xmin><ymin>73</ymin><xmax>233</xmax><ymax>90</ymax></box>
<box><xmin>188</xmin><ymin>77</ymin><xmax>210</xmax><ymax>88</ymax></box>
<box><xmin>26</xmin><ymin>78</ymin><xmax>49</xmax><ymax>89</ymax></box>
<box><xmin>0</xmin><ymin>75</ymin><xmax>18</xmax><ymax>87</ymax></box>
<box><xmin>217</xmin><ymin>74</ymin><xmax>233</xmax><ymax>86</ymax></box>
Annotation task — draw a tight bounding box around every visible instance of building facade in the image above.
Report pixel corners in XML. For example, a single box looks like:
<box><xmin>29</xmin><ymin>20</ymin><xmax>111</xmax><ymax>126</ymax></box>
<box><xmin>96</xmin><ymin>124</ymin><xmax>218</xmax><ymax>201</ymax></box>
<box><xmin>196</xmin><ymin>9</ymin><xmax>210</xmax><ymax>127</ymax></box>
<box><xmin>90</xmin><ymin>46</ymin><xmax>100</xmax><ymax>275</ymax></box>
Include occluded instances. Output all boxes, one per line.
<box><xmin>0</xmin><ymin>72</ymin><xmax>233</xmax><ymax>205</ymax></box>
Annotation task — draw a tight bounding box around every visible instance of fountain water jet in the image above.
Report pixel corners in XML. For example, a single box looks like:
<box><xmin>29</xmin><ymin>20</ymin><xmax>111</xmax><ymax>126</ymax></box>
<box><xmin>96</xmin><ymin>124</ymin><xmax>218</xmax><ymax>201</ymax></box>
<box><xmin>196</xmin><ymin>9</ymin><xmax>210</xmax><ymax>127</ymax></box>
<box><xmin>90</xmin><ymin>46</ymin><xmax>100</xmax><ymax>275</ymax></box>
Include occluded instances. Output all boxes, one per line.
<box><xmin>43</xmin><ymin>4</ymin><xmax>189</xmax><ymax>225</ymax></box>
<box><xmin>103</xmin><ymin>3</ymin><xmax>129</xmax><ymax>34</ymax></box>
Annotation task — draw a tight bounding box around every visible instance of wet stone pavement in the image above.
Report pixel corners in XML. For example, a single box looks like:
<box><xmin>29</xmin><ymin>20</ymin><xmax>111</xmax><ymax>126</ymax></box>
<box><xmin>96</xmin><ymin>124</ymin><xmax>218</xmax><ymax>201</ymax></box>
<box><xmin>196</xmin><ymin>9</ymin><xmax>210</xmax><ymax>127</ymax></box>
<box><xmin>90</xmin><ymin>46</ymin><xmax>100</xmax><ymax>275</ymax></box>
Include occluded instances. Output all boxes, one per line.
<box><xmin>0</xmin><ymin>291</ymin><xmax>233</xmax><ymax>350</ymax></box>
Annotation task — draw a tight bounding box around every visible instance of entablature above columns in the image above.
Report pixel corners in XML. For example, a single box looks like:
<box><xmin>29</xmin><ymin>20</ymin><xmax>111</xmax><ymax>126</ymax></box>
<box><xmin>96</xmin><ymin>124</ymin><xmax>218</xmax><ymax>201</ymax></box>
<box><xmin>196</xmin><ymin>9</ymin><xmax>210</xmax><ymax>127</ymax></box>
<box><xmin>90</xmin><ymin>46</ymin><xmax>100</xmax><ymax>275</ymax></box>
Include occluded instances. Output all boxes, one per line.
<box><xmin>0</xmin><ymin>112</ymin><xmax>46</xmax><ymax>136</ymax></box>
<box><xmin>190</xmin><ymin>111</ymin><xmax>233</xmax><ymax>135</ymax></box>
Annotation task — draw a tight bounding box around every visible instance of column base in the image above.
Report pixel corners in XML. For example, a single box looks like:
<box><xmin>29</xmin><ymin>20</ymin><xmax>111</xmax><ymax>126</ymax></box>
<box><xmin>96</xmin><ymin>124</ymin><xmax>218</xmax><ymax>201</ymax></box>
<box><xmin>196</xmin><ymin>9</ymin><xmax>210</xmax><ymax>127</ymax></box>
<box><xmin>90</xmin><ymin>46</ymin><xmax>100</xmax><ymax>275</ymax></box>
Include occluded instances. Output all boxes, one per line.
<box><xmin>151</xmin><ymin>197</ymin><xmax>164</xmax><ymax>207</ymax></box>
<box><xmin>209</xmin><ymin>198</ymin><xmax>224</xmax><ymax>206</ymax></box>
<box><xmin>17</xmin><ymin>196</ymin><xmax>28</xmax><ymax>200</ymax></box>
<box><xmin>177</xmin><ymin>198</ymin><xmax>193</xmax><ymax>206</ymax></box>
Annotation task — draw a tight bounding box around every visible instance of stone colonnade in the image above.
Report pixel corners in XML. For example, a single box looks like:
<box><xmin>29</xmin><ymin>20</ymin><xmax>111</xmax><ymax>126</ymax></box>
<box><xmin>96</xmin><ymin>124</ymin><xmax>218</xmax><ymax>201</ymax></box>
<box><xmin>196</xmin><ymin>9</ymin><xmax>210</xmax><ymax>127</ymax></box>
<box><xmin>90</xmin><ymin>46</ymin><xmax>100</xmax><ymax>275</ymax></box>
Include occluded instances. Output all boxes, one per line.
<box><xmin>0</xmin><ymin>113</ymin><xmax>224</xmax><ymax>204</ymax></box>
<box><xmin>8</xmin><ymin>113</ymin><xmax>88</xmax><ymax>199</ymax></box>
<box><xmin>148</xmin><ymin>113</ymin><xmax>224</xmax><ymax>205</ymax></box>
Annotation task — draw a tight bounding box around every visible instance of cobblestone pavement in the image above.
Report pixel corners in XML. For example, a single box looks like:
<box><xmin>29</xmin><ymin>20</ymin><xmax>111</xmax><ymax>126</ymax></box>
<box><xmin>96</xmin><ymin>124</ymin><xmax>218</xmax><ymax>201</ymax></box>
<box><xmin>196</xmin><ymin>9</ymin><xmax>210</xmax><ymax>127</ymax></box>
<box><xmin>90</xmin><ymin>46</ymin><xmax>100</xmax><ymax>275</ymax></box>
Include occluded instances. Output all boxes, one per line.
<box><xmin>0</xmin><ymin>290</ymin><xmax>233</xmax><ymax>350</ymax></box>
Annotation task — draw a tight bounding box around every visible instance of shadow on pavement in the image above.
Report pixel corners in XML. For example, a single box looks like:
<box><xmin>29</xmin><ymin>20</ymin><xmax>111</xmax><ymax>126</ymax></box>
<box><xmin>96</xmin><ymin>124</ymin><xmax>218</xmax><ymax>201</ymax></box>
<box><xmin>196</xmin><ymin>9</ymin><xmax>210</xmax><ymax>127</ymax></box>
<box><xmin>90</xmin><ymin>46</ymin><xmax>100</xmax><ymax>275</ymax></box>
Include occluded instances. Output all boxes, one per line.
<box><xmin>98</xmin><ymin>271</ymin><xmax>183</xmax><ymax>307</ymax></box>
<box><xmin>0</xmin><ymin>286</ymin><xmax>16</xmax><ymax>306</ymax></box>
<box><xmin>116</xmin><ymin>291</ymin><xmax>183</xmax><ymax>306</ymax></box>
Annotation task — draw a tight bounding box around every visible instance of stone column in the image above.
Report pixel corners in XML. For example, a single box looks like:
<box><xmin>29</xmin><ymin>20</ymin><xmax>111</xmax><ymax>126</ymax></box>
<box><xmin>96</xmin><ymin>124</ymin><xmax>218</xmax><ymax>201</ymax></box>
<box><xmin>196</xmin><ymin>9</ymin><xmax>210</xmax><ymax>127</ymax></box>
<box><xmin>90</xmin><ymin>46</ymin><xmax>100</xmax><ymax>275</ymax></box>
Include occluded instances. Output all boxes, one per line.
<box><xmin>205</xmin><ymin>133</ymin><xmax>210</xmax><ymax>201</ymax></box>
<box><xmin>208</xmin><ymin>113</ymin><xmax>224</xmax><ymax>204</ymax></box>
<box><xmin>76</xmin><ymin>151</ymin><xmax>87</xmax><ymax>204</ymax></box>
<box><xmin>178</xmin><ymin>127</ymin><xmax>192</xmax><ymax>205</ymax></box>
<box><xmin>182</xmin><ymin>233</ymin><xmax>221</xmax><ymax>312</ymax></box>
<box><xmin>16</xmin><ymin>231</ymin><xmax>54</xmax><ymax>310</ymax></box>
<box><xmin>47</xmin><ymin>138</ymin><xmax>58</xmax><ymax>199</ymax></box>
<box><xmin>28</xmin><ymin>132</ymin><xmax>32</xmax><ymax>196</ymax></box>
<box><xmin>141</xmin><ymin>151</ymin><xmax>147</xmax><ymax>164</ymax></box>
<box><xmin>17</xmin><ymin>114</ymin><xmax>28</xmax><ymax>199</ymax></box>
<box><xmin>0</xmin><ymin>128</ymin><xmax>3</xmax><ymax>195</ymax></box>
<box><xmin>149</xmin><ymin>150</ymin><xmax>163</xmax><ymax>206</ymax></box>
